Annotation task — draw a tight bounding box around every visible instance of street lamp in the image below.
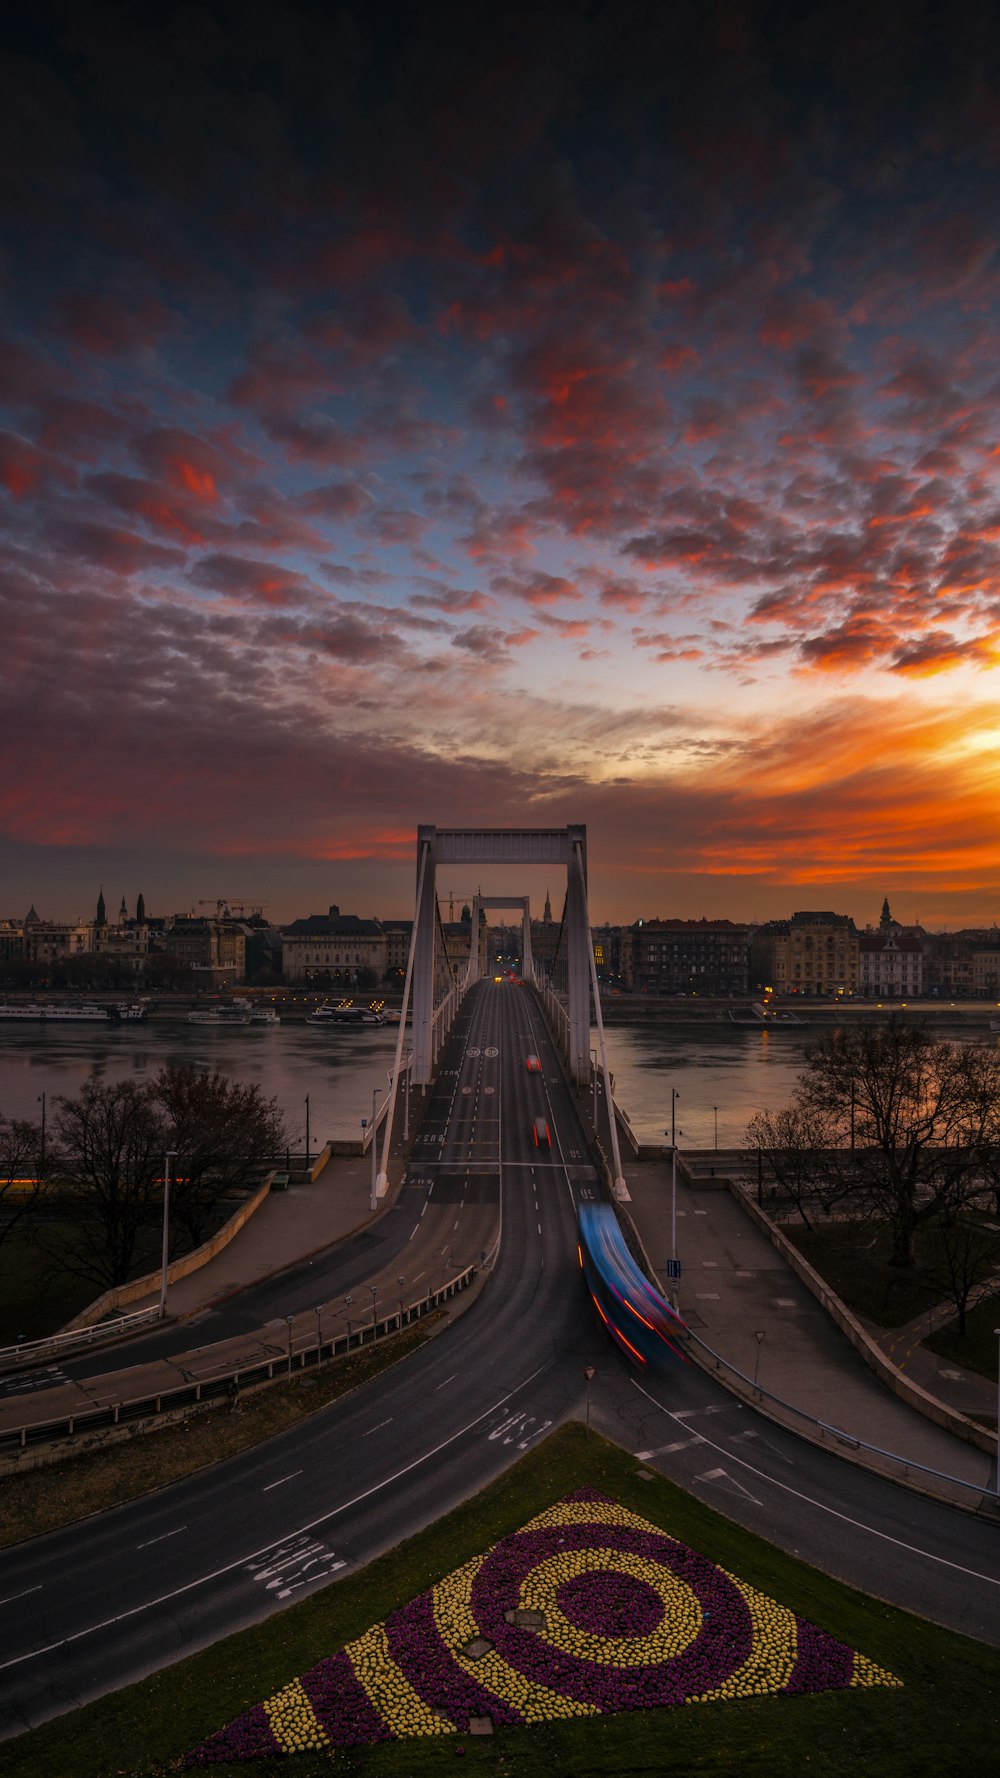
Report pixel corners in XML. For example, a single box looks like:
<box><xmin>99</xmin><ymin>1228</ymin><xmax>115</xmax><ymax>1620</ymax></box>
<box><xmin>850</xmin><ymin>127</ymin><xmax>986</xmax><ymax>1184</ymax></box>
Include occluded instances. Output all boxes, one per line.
<box><xmin>36</xmin><ymin>1092</ymin><xmax>46</xmax><ymax>1176</ymax></box>
<box><xmin>753</xmin><ymin>1329</ymin><xmax>766</xmax><ymax>1390</ymax></box>
<box><xmin>590</xmin><ymin>1048</ymin><xmax>598</xmax><ymax>1126</ymax></box>
<box><xmin>995</xmin><ymin>1327</ymin><xmax>1000</xmax><ymax>1497</ymax></box>
<box><xmin>315</xmin><ymin>1305</ymin><xmax>323</xmax><ymax>1370</ymax></box>
<box><xmin>403</xmin><ymin>1056</ymin><xmax>411</xmax><ymax>1141</ymax></box>
<box><xmin>670</xmin><ymin>1086</ymin><xmax>679</xmax><ymax>1147</ymax></box>
<box><xmin>285</xmin><ymin>1314</ymin><xmax>294</xmax><ymax>1379</ymax></box>
<box><xmin>159</xmin><ymin>1150</ymin><xmax>178</xmax><ymax>1320</ymax></box>
<box><xmin>370</xmin><ymin>1081</ymin><xmax>377</xmax><ymax>1209</ymax></box>
<box><xmin>398</xmin><ymin>1274</ymin><xmax>405</xmax><ymax>1325</ymax></box>
<box><xmin>370</xmin><ymin>1284</ymin><xmax>379</xmax><ymax>1341</ymax></box>
<box><xmin>304</xmin><ymin>1093</ymin><xmax>310</xmax><ymax>1162</ymax></box>
<box><xmin>713</xmin><ymin>1104</ymin><xmax>718</xmax><ymax>1152</ymax></box>
<box><xmin>344</xmin><ymin>1295</ymin><xmax>354</xmax><ymax>1348</ymax></box>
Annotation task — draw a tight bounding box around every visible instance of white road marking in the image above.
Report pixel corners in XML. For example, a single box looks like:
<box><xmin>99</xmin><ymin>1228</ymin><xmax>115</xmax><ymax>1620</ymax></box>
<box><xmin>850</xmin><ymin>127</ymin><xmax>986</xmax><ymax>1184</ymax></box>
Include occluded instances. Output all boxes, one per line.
<box><xmin>262</xmin><ymin>1472</ymin><xmax>302</xmax><ymax>1492</ymax></box>
<box><xmin>435</xmin><ymin>1374</ymin><xmax>457</xmax><ymax>1389</ymax></box>
<box><xmin>0</xmin><ymin>1585</ymin><xmax>42</xmax><ymax>1607</ymax></box>
<box><xmin>135</xmin><ymin>1527</ymin><xmax>187</xmax><ymax>1548</ymax></box>
<box><xmin>630</xmin><ymin>1378</ymin><xmax>1000</xmax><ymax>1586</ymax></box>
<box><xmin>362</xmin><ymin>1419</ymin><xmax>393</xmax><ymax>1436</ymax></box>
<box><xmin>409</xmin><ymin>1224</ymin><xmax>419</xmax><ymax>1239</ymax></box>
<box><xmin>696</xmin><ymin>1466</ymin><xmax>762</xmax><ymax>1505</ymax></box>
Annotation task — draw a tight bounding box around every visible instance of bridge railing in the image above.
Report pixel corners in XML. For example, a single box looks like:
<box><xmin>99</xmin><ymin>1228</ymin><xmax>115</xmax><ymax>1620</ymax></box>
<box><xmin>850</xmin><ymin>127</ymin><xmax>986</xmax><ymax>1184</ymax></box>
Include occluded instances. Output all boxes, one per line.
<box><xmin>0</xmin><ymin>1264</ymin><xmax>478</xmax><ymax>1464</ymax></box>
<box><xmin>0</xmin><ymin>1306</ymin><xmax>162</xmax><ymax>1372</ymax></box>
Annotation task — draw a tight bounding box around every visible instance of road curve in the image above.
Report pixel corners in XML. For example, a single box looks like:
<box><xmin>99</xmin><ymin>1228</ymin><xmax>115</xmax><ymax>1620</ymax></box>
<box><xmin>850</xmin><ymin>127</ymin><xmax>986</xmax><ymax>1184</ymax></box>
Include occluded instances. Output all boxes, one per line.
<box><xmin>0</xmin><ymin>982</ymin><xmax>997</xmax><ymax>1744</ymax></box>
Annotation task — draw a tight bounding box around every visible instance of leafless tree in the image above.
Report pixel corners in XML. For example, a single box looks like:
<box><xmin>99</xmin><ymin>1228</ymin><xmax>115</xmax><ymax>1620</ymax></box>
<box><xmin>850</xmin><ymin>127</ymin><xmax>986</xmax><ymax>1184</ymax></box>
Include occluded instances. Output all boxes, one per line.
<box><xmin>922</xmin><ymin>1215</ymin><xmax>1000</xmax><ymax>1337</ymax></box>
<box><xmin>151</xmin><ymin>1066</ymin><xmax>287</xmax><ymax>1247</ymax></box>
<box><xmin>0</xmin><ymin>1114</ymin><xmax>45</xmax><ymax>1255</ymax></box>
<box><xmin>794</xmin><ymin>1020</ymin><xmax>1000</xmax><ymax>1267</ymax></box>
<box><xmin>46</xmin><ymin>1080</ymin><xmax>165</xmax><ymax>1290</ymax></box>
<box><xmin>743</xmin><ymin>1104</ymin><xmax>840</xmax><ymax>1228</ymax></box>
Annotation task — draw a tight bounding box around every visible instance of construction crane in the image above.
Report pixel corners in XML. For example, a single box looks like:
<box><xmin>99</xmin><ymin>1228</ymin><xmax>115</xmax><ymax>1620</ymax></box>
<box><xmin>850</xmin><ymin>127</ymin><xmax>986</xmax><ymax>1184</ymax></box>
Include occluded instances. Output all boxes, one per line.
<box><xmin>198</xmin><ymin>898</ymin><xmax>271</xmax><ymax>920</ymax></box>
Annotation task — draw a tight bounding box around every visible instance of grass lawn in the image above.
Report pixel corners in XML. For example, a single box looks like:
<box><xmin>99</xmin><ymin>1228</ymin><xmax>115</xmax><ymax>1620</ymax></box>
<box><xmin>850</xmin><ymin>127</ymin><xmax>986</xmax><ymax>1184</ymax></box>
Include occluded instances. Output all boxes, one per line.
<box><xmin>926</xmin><ymin>1291</ymin><xmax>1000</xmax><ymax>1383</ymax></box>
<box><xmin>780</xmin><ymin>1219</ymin><xmax>1000</xmax><ymax>1329</ymax></box>
<box><xmin>1</xmin><ymin>1317</ymin><xmax>439</xmax><ymax>1547</ymax></box>
<box><xmin>4</xmin><ymin>1423</ymin><xmax>997</xmax><ymax>1778</ymax></box>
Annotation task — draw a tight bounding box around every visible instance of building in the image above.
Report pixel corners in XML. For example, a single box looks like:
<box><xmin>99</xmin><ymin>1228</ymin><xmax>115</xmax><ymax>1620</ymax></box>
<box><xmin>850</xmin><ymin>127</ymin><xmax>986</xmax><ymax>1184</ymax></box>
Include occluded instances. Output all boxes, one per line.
<box><xmin>161</xmin><ymin>913</ymin><xmax>247</xmax><ymax>982</ymax></box>
<box><xmin>859</xmin><ymin>931</ymin><xmax>924</xmax><ymax>997</ymax></box>
<box><xmin>381</xmin><ymin>919</ymin><xmax>413</xmax><ymax>981</ymax></box>
<box><xmin>750</xmin><ymin>911</ymin><xmax>859</xmax><ymax>996</ymax></box>
<box><xmin>91</xmin><ymin>889</ymin><xmax>151</xmax><ymax>975</ymax></box>
<box><xmin>280</xmin><ymin>907</ymin><xmax>387</xmax><ymax>984</ymax></box>
<box><xmin>630</xmin><ymin>918</ymin><xmax>750</xmax><ymax>996</ymax></box>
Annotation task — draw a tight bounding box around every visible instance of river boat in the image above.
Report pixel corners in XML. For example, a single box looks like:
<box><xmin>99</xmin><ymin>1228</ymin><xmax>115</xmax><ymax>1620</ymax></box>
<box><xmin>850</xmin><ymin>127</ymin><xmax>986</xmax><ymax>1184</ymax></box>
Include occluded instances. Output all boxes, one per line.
<box><xmin>307</xmin><ymin>1005</ymin><xmax>385</xmax><ymax>1026</ymax></box>
<box><xmin>249</xmin><ymin>1006</ymin><xmax>281</xmax><ymax>1026</ymax></box>
<box><xmin>0</xmin><ymin>1002</ymin><xmax>112</xmax><ymax>1021</ymax></box>
<box><xmin>187</xmin><ymin>1002</ymin><xmax>254</xmax><ymax>1026</ymax></box>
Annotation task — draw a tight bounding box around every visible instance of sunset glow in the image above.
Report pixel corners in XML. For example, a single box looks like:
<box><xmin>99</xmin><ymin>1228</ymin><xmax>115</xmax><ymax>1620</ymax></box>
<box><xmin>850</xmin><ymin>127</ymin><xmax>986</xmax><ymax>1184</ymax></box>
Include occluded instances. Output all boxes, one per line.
<box><xmin>3</xmin><ymin>1</ymin><xmax>1000</xmax><ymax>926</ymax></box>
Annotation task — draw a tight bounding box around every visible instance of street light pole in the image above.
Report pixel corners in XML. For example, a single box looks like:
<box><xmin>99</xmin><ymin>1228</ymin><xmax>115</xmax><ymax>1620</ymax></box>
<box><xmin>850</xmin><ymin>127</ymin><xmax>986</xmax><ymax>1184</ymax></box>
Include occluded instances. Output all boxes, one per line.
<box><xmin>344</xmin><ymin>1295</ymin><xmax>353</xmax><ymax>1348</ymax></box>
<box><xmin>369</xmin><ymin>1086</ymin><xmax>379</xmax><ymax>1211</ymax></box>
<box><xmin>370</xmin><ymin>1284</ymin><xmax>379</xmax><ymax>1341</ymax></box>
<box><xmin>671</xmin><ymin>1086</ymin><xmax>679</xmax><ymax>1147</ymax></box>
<box><xmin>305</xmin><ymin>1093</ymin><xmax>310</xmax><ymax>1164</ymax></box>
<box><xmin>315</xmin><ymin>1305</ymin><xmax>323</xmax><ymax>1370</ymax></box>
<box><xmin>713</xmin><ymin>1104</ymin><xmax>718</xmax><ymax>1151</ymax></box>
<box><xmin>398</xmin><ymin>1274</ymin><xmax>405</xmax><ymax>1325</ymax></box>
<box><xmin>995</xmin><ymin>1327</ymin><xmax>1000</xmax><ymax>1496</ymax></box>
<box><xmin>591</xmin><ymin>1048</ymin><xmax>598</xmax><ymax>1127</ymax></box>
<box><xmin>403</xmin><ymin>1058</ymin><xmax>411</xmax><ymax>1141</ymax></box>
<box><xmin>36</xmin><ymin>1092</ymin><xmax>46</xmax><ymax>1176</ymax></box>
<box><xmin>285</xmin><ymin>1314</ymin><xmax>294</xmax><ymax>1379</ymax></box>
<box><xmin>159</xmin><ymin>1150</ymin><xmax>177</xmax><ymax>1320</ymax></box>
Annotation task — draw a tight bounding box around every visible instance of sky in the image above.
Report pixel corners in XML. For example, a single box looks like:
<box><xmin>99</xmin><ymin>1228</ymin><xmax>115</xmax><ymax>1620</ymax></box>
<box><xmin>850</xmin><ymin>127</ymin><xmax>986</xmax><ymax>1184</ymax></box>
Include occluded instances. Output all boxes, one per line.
<box><xmin>3</xmin><ymin>0</ymin><xmax>1000</xmax><ymax>930</ymax></box>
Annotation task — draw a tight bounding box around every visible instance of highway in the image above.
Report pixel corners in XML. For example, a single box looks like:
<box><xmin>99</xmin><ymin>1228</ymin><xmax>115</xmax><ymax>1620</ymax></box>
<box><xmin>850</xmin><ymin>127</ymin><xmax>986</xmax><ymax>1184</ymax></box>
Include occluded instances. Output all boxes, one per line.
<box><xmin>0</xmin><ymin>981</ymin><xmax>997</xmax><ymax>1743</ymax></box>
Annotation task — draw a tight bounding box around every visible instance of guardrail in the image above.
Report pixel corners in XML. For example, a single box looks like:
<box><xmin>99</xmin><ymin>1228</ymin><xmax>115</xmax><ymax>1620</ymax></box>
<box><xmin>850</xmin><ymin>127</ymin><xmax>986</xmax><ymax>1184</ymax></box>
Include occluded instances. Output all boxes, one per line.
<box><xmin>0</xmin><ymin>1264</ymin><xmax>478</xmax><ymax>1461</ymax></box>
<box><xmin>0</xmin><ymin>1305</ymin><xmax>162</xmax><ymax>1372</ymax></box>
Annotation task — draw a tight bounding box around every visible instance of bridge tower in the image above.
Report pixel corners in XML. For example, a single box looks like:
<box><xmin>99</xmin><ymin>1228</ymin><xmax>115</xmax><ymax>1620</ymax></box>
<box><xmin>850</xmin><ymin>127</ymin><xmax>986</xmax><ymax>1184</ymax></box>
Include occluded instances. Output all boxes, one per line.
<box><xmin>411</xmin><ymin>825</ymin><xmax>591</xmax><ymax>1086</ymax></box>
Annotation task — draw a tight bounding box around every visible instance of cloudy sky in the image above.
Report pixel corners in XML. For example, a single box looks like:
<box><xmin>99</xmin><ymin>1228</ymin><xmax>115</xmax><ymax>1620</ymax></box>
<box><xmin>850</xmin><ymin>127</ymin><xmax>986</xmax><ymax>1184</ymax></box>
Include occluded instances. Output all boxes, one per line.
<box><xmin>3</xmin><ymin>0</ymin><xmax>1000</xmax><ymax>928</ymax></box>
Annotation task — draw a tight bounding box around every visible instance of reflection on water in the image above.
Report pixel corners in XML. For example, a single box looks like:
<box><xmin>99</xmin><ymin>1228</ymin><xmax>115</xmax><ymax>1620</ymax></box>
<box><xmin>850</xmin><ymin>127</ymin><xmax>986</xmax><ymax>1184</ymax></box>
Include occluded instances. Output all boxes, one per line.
<box><xmin>1</xmin><ymin>1012</ymin><xmax>994</xmax><ymax>1152</ymax></box>
<box><xmin>0</xmin><ymin>1021</ymin><xmax>399</xmax><ymax>1145</ymax></box>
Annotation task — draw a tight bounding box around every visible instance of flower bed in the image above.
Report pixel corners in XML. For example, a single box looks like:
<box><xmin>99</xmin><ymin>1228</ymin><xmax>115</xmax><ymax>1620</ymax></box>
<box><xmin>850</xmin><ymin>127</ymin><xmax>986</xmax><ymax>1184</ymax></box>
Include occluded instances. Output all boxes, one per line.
<box><xmin>187</xmin><ymin>1488</ymin><xmax>901</xmax><ymax>1764</ymax></box>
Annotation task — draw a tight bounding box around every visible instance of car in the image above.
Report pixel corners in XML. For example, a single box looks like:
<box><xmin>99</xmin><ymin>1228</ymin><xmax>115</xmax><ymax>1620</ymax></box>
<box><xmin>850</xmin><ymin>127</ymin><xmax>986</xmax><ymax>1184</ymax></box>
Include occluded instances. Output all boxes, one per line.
<box><xmin>532</xmin><ymin>1118</ymin><xmax>551</xmax><ymax>1149</ymax></box>
<box><xmin>525</xmin><ymin>1054</ymin><xmax>541</xmax><ymax>1072</ymax></box>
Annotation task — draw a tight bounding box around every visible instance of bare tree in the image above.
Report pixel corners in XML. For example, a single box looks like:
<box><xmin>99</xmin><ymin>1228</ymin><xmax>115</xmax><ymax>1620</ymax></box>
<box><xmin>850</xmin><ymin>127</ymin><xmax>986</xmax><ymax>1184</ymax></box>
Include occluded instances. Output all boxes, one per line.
<box><xmin>922</xmin><ymin>1215</ymin><xmax>1000</xmax><ymax>1337</ymax></box>
<box><xmin>47</xmin><ymin>1081</ymin><xmax>165</xmax><ymax>1290</ymax></box>
<box><xmin>0</xmin><ymin>1114</ymin><xmax>45</xmax><ymax>1255</ymax></box>
<box><xmin>797</xmin><ymin>1020</ymin><xmax>1000</xmax><ymax>1267</ymax></box>
<box><xmin>743</xmin><ymin>1104</ymin><xmax>840</xmax><ymax>1228</ymax></box>
<box><xmin>151</xmin><ymin>1066</ymin><xmax>287</xmax><ymax>1247</ymax></box>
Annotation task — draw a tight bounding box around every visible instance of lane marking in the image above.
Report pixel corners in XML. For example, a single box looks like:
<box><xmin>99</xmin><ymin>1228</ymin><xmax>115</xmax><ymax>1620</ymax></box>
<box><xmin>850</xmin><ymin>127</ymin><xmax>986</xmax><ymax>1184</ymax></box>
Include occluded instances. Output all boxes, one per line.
<box><xmin>262</xmin><ymin>1472</ymin><xmax>302</xmax><ymax>1492</ymax></box>
<box><xmin>363</xmin><ymin>1420</ymin><xmax>393</xmax><ymax>1437</ymax></box>
<box><xmin>135</xmin><ymin>1527</ymin><xmax>187</xmax><ymax>1548</ymax></box>
<box><xmin>0</xmin><ymin>1586</ymin><xmax>42</xmax><ymax>1607</ymax></box>
<box><xmin>630</xmin><ymin>1378</ymin><xmax>1000</xmax><ymax>1586</ymax></box>
<box><xmin>435</xmin><ymin>1374</ymin><xmax>457</xmax><ymax>1390</ymax></box>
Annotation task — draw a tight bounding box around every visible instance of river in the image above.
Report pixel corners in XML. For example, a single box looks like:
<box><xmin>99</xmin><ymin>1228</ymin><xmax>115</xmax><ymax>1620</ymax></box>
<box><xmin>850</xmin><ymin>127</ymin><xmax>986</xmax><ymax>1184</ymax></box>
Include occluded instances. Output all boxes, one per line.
<box><xmin>2</xmin><ymin>1004</ymin><xmax>995</xmax><ymax>1151</ymax></box>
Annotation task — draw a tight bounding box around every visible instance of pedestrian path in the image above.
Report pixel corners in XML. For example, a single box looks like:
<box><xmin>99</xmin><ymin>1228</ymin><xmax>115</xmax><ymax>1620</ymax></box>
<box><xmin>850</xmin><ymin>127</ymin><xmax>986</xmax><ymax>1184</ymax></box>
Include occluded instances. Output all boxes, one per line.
<box><xmin>621</xmin><ymin>1154</ymin><xmax>996</xmax><ymax>1499</ymax></box>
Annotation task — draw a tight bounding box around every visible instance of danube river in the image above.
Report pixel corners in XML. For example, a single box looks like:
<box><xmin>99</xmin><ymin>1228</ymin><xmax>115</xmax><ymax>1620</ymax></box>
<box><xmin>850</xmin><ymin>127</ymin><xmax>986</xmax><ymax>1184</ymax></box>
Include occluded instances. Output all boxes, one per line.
<box><xmin>2</xmin><ymin>1004</ymin><xmax>996</xmax><ymax>1150</ymax></box>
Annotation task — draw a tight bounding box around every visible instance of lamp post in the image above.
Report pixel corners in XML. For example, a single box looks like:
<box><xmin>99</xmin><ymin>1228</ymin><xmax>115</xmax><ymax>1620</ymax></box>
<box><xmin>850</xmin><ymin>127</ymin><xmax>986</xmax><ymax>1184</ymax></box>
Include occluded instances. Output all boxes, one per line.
<box><xmin>403</xmin><ymin>1057</ymin><xmax>411</xmax><ymax>1141</ymax></box>
<box><xmin>713</xmin><ymin>1104</ymin><xmax>718</xmax><ymax>1152</ymax></box>
<box><xmin>753</xmin><ymin>1329</ymin><xmax>766</xmax><ymax>1390</ymax></box>
<box><xmin>398</xmin><ymin>1274</ymin><xmax>405</xmax><ymax>1325</ymax></box>
<box><xmin>315</xmin><ymin>1305</ymin><xmax>323</xmax><ymax>1370</ymax></box>
<box><xmin>304</xmin><ymin>1093</ymin><xmax>310</xmax><ymax>1163</ymax></box>
<box><xmin>671</xmin><ymin>1086</ymin><xmax>679</xmax><ymax>1147</ymax></box>
<box><xmin>159</xmin><ymin>1150</ymin><xmax>177</xmax><ymax>1320</ymax></box>
<box><xmin>370</xmin><ymin>1284</ymin><xmax>379</xmax><ymax>1341</ymax></box>
<box><xmin>995</xmin><ymin>1327</ymin><xmax>1000</xmax><ymax>1497</ymax></box>
<box><xmin>344</xmin><ymin>1295</ymin><xmax>353</xmax><ymax>1348</ymax></box>
<box><xmin>36</xmin><ymin>1092</ymin><xmax>46</xmax><ymax>1176</ymax></box>
<box><xmin>369</xmin><ymin>1087</ymin><xmax>380</xmax><ymax>1211</ymax></box>
<box><xmin>285</xmin><ymin>1314</ymin><xmax>294</xmax><ymax>1379</ymax></box>
<box><xmin>590</xmin><ymin>1048</ymin><xmax>598</xmax><ymax>1127</ymax></box>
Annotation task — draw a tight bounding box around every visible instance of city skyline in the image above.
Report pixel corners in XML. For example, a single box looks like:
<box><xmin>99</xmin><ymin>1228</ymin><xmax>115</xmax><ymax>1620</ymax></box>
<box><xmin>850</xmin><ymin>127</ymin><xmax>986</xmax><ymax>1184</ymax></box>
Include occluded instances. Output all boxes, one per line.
<box><xmin>3</xmin><ymin>3</ymin><xmax>1000</xmax><ymax>929</ymax></box>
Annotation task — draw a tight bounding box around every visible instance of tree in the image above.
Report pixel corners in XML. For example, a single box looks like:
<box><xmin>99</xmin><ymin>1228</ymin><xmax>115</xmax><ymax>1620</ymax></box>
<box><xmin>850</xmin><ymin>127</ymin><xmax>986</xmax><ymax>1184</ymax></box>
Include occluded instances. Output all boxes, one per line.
<box><xmin>922</xmin><ymin>1215</ymin><xmax>1000</xmax><ymax>1337</ymax></box>
<box><xmin>0</xmin><ymin>1114</ymin><xmax>46</xmax><ymax>1255</ymax></box>
<box><xmin>743</xmin><ymin>1104</ymin><xmax>841</xmax><ymax>1228</ymax></box>
<box><xmin>151</xmin><ymin>1066</ymin><xmax>287</xmax><ymax>1246</ymax></box>
<box><xmin>796</xmin><ymin>1019</ymin><xmax>1000</xmax><ymax>1267</ymax></box>
<box><xmin>47</xmin><ymin>1081</ymin><xmax>165</xmax><ymax>1290</ymax></box>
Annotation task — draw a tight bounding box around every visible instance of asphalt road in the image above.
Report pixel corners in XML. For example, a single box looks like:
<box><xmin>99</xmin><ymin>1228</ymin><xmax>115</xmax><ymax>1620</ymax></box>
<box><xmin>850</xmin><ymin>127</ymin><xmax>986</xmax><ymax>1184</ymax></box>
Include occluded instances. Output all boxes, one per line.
<box><xmin>0</xmin><ymin>983</ymin><xmax>998</xmax><ymax>1746</ymax></box>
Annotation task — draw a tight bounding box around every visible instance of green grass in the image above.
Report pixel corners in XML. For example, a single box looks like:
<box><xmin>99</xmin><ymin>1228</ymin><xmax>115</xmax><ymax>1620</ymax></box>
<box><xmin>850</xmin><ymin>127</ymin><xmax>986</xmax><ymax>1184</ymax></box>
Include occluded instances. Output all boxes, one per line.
<box><xmin>4</xmin><ymin>1424</ymin><xmax>997</xmax><ymax>1778</ymax></box>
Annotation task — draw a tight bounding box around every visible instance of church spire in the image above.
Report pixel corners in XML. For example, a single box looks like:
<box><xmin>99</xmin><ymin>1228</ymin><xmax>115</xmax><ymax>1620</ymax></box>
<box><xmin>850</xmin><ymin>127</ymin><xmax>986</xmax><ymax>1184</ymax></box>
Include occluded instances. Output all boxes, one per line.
<box><xmin>96</xmin><ymin>884</ymin><xmax>106</xmax><ymax>925</ymax></box>
<box><xmin>880</xmin><ymin>896</ymin><xmax>893</xmax><ymax>929</ymax></box>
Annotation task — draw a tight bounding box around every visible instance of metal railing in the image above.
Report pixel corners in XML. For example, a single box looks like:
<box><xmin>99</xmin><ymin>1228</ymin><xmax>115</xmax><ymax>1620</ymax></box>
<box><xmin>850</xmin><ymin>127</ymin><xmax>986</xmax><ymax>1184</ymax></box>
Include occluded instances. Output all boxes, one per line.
<box><xmin>0</xmin><ymin>1265</ymin><xmax>477</xmax><ymax>1458</ymax></box>
<box><xmin>0</xmin><ymin>1305</ymin><xmax>162</xmax><ymax>1372</ymax></box>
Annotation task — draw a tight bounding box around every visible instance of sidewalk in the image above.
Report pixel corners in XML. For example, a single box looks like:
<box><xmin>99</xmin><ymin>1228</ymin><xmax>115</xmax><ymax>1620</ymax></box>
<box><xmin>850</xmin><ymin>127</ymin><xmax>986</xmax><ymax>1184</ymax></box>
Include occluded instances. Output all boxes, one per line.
<box><xmin>620</xmin><ymin>1152</ymin><xmax>996</xmax><ymax>1499</ymax></box>
<box><xmin>129</xmin><ymin>1145</ymin><xmax>402</xmax><ymax>1321</ymax></box>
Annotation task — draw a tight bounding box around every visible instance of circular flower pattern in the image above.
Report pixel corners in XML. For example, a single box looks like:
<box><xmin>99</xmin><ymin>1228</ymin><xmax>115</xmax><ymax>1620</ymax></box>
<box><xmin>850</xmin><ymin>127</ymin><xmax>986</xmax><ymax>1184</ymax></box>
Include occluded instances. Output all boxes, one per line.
<box><xmin>186</xmin><ymin>1489</ymin><xmax>902</xmax><ymax>1765</ymax></box>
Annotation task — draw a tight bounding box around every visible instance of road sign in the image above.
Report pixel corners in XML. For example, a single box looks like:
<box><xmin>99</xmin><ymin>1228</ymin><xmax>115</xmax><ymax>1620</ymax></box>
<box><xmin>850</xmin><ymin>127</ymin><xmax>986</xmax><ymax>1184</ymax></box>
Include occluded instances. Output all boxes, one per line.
<box><xmin>667</xmin><ymin>1259</ymin><xmax>681</xmax><ymax>1281</ymax></box>
<box><xmin>584</xmin><ymin>1365</ymin><xmax>596</xmax><ymax>1381</ymax></box>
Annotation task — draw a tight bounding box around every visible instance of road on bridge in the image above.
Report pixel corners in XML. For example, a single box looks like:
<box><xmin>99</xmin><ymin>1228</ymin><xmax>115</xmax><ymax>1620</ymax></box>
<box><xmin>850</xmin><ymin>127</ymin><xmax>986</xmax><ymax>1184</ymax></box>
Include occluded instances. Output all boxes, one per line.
<box><xmin>0</xmin><ymin>981</ymin><xmax>997</xmax><ymax>1745</ymax></box>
